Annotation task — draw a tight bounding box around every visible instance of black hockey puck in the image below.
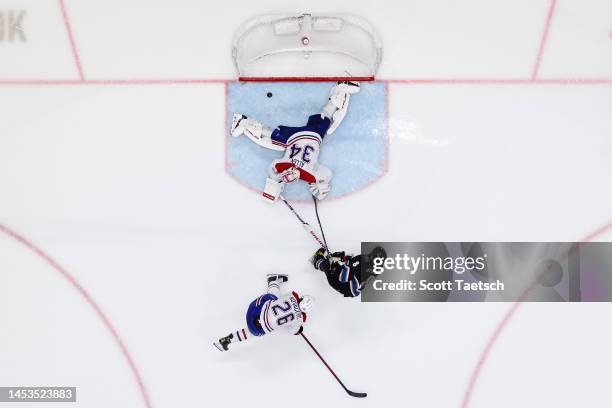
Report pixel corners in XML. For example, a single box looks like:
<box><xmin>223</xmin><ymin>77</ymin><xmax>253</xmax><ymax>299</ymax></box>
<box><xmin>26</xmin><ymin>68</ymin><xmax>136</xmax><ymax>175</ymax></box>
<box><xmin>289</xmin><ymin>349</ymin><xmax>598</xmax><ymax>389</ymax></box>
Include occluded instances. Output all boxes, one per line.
<box><xmin>266</xmin><ymin>92</ymin><xmax>273</xmax><ymax>98</ymax></box>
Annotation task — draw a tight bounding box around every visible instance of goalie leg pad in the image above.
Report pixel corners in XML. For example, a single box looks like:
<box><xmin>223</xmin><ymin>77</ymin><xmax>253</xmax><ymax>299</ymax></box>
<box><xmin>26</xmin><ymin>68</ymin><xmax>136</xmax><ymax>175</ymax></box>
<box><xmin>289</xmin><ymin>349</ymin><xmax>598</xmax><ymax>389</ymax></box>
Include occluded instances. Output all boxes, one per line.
<box><xmin>328</xmin><ymin>81</ymin><xmax>360</xmax><ymax>109</ymax></box>
<box><xmin>244</xmin><ymin>119</ymin><xmax>264</xmax><ymax>140</ymax></box>
<box><xmin>323</xmin><ymin>82</ymin><xmax>359</xmax><ymax>135</ymax></box>
<box><xmin>326</xmin><ymin>95</ymin><xmax>350</xmax><ymax>135</ymax></box>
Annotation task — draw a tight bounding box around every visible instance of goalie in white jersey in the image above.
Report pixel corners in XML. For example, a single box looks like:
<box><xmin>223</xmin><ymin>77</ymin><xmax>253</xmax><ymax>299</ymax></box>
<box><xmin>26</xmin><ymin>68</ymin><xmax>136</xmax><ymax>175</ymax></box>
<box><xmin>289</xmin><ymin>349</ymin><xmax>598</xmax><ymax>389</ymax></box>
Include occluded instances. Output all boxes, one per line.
<box><xmin>230</xmin><ymin>81</ymin><xmax>360</xmax><ymax>202</ymax></box>
<box><xmin>214</xmin><ymin>274</ymin><xmax>314</xmax><ymax>352</ymax></box>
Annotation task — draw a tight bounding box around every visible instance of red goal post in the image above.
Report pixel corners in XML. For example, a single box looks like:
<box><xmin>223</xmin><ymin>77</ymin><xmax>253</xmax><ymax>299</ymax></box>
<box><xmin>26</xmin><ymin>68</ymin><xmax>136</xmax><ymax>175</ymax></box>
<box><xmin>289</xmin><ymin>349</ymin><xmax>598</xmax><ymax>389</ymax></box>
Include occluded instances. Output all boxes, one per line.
<box><xmin>232</xmin><ymin>13</ymin><xmax>383</xmax><ymax>82</ymax></box>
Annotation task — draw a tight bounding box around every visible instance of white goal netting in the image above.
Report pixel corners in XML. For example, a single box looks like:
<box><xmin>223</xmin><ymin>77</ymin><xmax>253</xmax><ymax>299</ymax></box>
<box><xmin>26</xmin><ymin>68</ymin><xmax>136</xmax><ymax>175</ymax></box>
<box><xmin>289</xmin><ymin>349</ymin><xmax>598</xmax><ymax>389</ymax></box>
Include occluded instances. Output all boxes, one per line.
<box><xmin>232</xmin><ymin>14</ymin><xmax>383</xmax><ymax>80</ymax></box>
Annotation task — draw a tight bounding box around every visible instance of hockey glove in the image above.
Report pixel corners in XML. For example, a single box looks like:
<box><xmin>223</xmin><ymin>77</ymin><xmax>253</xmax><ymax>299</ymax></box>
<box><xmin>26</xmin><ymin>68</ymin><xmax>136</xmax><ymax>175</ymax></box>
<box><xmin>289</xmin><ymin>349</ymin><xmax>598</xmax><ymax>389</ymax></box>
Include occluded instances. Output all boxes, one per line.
<box><xmin>309</xmin><ymin>181</ymin><xmax>330</xmax><ymax>200</ymax></box>
<box><xmin>310</xmin><ymin>248</ymin><xmax>331</xmax><ymax>271</ymax></box>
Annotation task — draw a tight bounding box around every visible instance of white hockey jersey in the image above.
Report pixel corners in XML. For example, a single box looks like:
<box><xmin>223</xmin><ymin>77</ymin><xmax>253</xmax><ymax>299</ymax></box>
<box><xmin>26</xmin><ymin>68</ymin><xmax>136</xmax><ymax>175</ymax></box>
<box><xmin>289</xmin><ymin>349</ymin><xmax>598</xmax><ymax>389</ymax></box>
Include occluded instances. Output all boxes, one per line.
<box><xmin>259</xmin><ymin>291</ymin><xmax>306</xmax><ymax>335</ymax></box>
<box><xmin>268</xmin><ymin>113</ymin><xmax>333</xmax><ymax>185</ymax></box>
<box><xmin>272</xmin><ymin>132</ymin><xmax>322</xmax><ymax>184</ymax></box>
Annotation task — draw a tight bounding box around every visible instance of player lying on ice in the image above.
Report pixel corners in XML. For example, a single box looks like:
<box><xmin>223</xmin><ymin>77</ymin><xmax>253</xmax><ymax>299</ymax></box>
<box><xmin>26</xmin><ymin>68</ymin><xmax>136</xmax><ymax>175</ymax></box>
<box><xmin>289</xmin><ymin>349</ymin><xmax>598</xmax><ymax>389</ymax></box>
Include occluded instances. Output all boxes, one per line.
<box><xmin>230</xmin><ymin>81</ymin><xmax>360</xmax><ymax>202</ymax></box>
<box><xmin>310</xmin><ymin>246</ymin><xmax>387</xmax><ymax>297</ymax></box>
<box><xmin>214</xmin><ymin>274</ymin><xmax>314</xmax><ymax>352</ymax></box>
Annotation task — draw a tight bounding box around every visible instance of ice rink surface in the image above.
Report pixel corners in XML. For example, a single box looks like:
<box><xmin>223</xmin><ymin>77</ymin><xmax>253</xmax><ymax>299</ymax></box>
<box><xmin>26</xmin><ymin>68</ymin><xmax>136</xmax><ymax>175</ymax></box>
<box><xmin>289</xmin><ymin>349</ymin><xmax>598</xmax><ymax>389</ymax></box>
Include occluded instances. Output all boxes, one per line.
<box><xmin>1</xmin><ymin>0</ymin><xmax>611</xmax><ymax>407</ymax></box>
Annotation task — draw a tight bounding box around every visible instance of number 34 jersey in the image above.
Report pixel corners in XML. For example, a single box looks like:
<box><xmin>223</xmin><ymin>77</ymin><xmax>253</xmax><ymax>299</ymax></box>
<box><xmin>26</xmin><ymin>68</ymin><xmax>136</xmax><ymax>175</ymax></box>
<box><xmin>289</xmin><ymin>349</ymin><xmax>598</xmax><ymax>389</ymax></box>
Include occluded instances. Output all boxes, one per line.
<box><xmin>259</xmin><ymin>291</ymin><xmax>306</xmax><ymax>335</ymax></box>
<box><xmin>270</xmin><ymin>114</ymin><xmax>331</xmax><ymax>184</ymax></box>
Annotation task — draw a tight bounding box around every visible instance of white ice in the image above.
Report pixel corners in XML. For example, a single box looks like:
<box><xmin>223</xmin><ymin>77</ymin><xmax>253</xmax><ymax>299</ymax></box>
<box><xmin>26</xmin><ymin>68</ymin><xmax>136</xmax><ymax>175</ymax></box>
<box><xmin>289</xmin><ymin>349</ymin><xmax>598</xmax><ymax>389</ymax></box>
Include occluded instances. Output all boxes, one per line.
<box><xmin>1</xmin><ymin>0</ymin><xmax>611</xmax><ymax>407</ymax></box>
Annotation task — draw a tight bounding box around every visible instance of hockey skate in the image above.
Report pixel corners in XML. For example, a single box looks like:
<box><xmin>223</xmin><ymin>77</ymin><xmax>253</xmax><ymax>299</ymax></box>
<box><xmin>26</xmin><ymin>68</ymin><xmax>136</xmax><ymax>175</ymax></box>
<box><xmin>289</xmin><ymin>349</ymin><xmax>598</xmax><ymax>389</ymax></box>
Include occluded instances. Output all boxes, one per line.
<box><xmin>232</xmin><ymin>113</ymin><xmax>285</xmax><ymax>153</ymax></box>
<box><xmin>231</xmin><ymin>113</ymin><xmax>265</xmax><ymax>139</ymax></box>
<box><xmin>335</xmin><ymin>80</ymin><xmax>361</xmax><ymax>94</ymax></box>
<box><xmin>230</xmin><ymin>113</ymin><xmax>248</xmax><ymax>137</ymax></box>
<box><xmin>266</xmin><ymin>274</ymin><xmax>288</xmax><ymax>297</ymax></box>
<box><xmin>266</xmin><ymin>273</ymin><xmax>288</xmax><ymax>284</ymax></box>
<box><xmin>213</xmin><ymin>333</ymin><xmax>233</xmax><ymax>352</ymax></box>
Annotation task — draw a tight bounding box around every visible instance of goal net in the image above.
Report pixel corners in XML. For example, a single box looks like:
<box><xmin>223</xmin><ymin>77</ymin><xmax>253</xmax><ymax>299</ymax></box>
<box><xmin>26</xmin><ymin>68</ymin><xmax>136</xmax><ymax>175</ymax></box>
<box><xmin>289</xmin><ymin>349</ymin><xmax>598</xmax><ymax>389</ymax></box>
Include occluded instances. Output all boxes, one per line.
<box><xmin>232</xmin><ymin>14</ymin><xmax>383</xmax><ymax>81</ymax></box>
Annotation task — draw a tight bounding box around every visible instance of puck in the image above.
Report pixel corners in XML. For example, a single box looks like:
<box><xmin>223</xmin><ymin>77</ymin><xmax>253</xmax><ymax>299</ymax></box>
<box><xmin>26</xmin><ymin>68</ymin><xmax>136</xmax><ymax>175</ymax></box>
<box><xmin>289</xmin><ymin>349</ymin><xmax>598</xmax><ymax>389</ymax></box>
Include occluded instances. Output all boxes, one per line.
<box><xmin>266</xmin><ymin>92</ymin><xmax>273</xmax><ymax>98</ymax></box>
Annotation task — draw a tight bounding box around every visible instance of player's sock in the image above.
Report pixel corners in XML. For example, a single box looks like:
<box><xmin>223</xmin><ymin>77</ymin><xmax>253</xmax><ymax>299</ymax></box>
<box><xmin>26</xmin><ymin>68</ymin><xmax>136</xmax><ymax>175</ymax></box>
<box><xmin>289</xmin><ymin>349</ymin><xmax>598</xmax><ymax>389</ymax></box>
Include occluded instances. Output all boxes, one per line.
<box><xmin>233</xmin><ymin>329</ymin><xmax>248</xmax><ymax>344</ymax></box>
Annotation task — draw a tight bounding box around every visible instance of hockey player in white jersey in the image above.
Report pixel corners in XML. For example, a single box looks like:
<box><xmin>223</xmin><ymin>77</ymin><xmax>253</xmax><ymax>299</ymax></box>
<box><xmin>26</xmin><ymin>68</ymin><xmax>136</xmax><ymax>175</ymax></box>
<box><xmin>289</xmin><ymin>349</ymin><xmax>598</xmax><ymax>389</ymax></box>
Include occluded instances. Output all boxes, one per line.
<box><xmin>214</xmin><ymin>274</ymin><xmax>314</xmax><ymax>352</ymax></box>
<box><xmin>230</xmin><ymin>81</ymin><xmax>360</xmax><ymax>202</ymax></box>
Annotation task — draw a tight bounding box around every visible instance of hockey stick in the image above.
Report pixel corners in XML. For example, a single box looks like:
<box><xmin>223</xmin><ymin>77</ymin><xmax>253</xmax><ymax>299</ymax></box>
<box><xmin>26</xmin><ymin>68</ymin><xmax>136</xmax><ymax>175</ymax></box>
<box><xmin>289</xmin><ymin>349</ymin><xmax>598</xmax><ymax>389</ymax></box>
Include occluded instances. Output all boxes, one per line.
<box><xmin>279</xmin><ymin>194</ymin><xmax>328</xmax><ymax>251</ymax></box>
<box><xmin>312</xmin><ymin>196</ymin><xmax>330</xmax><ymax>252</ymax></box>
<box><xmin>300</xmin><ymin>333</ymin><xmax>367</xmax><ymax>398</ymax></box>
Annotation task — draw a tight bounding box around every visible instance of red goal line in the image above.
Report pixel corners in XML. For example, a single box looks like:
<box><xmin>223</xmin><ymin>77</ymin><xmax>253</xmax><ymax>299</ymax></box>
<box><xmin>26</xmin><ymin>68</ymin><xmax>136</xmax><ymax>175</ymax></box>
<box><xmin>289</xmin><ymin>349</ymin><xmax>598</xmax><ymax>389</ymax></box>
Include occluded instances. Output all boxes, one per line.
<box><xmin>238</xmin><ymin>76</ymin><xmax>376</xmax><ymax>82</ymax></box>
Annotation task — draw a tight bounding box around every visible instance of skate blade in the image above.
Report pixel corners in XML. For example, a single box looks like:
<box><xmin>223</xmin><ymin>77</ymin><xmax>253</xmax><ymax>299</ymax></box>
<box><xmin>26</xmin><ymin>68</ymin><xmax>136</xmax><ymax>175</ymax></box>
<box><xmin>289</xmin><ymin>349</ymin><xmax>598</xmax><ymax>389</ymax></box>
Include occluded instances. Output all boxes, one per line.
<box><xmin>213</xmin><ymin>342</ymin><xmax>225</xmax><ymax>352</ymax></box>
<box><xmin>266</xmin><ymin>273</ymin><xmax>288</xmax><ymax>282</ymax></box>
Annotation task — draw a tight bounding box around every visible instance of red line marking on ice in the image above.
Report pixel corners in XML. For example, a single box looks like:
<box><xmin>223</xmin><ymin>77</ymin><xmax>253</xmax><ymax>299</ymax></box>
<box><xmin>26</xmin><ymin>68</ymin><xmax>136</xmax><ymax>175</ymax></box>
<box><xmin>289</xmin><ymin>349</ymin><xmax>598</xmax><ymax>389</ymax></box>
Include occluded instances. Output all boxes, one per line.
<box><xmin>532</xmin><ymin>0</ymin><xmax>558</xmax><ymax>80</ymax></box>
<box><xmin>224</xmin><ymin>81</ymin><xmax>230</xmax><ymax>173</ymax></box>
<box><xmin>0</xmin><ymin>224</ymin><xmax>152</xmax><ymax>408</ymax></box>
<box><xmin>384</xmin><ymin>80</ymin><xmax>390</xmax><ymax>174</ymax></box>
<box><xmin>239</xmin><ymin>76</ymin><xmax>375</xmax><ymax>82</ymax></box>
<box><xmin>386</xmin><ymin>78</ymin><xmax>612</xmax><ymax>85</ymax></box>
<box><xmin>58</xmin><ymin>0</ymin><xmax>85</xmax><ymax>80</ymax></box>
<box><xmin>460</xmin><ymin>219</ymin><xmax>612</xmax><ymax>408</ymax></box>
<box><xmin>0</xmin><ymin>79</ymin><xmax>228</xmax><ymax>86</ymax></box>
<box><xmin>1</xmin><ymin>78</ymin><xmax>612</xmax><ymax>86</ymax></box>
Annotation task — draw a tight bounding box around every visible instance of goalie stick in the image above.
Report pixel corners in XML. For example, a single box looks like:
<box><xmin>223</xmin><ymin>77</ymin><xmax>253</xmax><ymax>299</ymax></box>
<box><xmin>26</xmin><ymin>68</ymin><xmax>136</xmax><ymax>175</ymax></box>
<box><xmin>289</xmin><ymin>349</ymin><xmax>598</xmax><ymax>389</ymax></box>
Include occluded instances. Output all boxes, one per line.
<box><xmin>300</xmin><ymin>332</ymin><xmax>367</xmax><ymax>398</ymax></box>
<box><xmin>279</xmin><ymin>195</ymin><xmax>328</xmax><ymax>251</ymax></box>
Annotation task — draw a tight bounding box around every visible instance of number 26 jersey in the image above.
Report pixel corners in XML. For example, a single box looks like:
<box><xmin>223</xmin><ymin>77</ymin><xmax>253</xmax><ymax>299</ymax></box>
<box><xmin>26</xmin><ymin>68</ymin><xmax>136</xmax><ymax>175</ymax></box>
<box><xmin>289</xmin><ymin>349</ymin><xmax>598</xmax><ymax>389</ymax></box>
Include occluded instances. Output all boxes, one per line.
<box><xmin>259</xmin><ymin>291</ymin><xmax>306</xmax><ymax>335</ymax></box>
